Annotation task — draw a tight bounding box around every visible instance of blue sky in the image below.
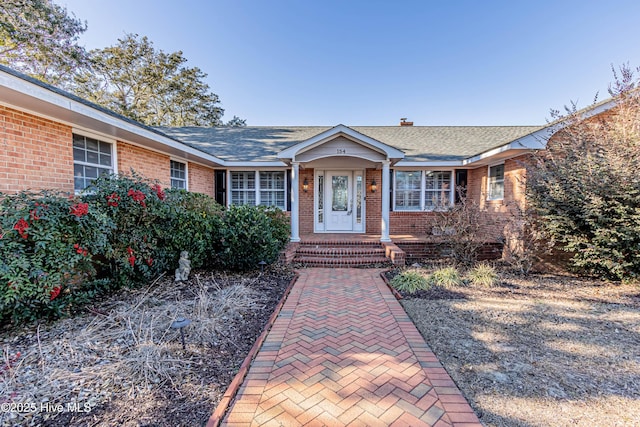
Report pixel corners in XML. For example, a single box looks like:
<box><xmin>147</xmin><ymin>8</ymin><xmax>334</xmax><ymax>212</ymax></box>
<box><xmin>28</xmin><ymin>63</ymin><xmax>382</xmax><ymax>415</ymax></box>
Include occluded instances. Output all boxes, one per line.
<box><xmin>60</xmin><ymin>0</ymin><xmax>640</xmax><ymax>126</ymax></box>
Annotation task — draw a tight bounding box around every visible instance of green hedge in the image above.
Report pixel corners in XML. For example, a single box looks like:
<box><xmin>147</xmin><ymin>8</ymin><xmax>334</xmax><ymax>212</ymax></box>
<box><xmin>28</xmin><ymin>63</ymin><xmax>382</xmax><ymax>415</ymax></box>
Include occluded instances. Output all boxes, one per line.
<box><xmin>0</xmin><ymin>174</ymin><xmax>289</xmax><ymax>324</ymax></box>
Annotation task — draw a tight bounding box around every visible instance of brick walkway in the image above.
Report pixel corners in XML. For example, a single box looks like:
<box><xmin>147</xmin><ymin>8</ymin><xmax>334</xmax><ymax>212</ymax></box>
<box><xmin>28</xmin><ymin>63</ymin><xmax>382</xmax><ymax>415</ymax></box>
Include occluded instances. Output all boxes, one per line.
<box><xmin>220</xmin><ymin>268</ymin><xmax>481</xmax><ymax>427</ymax></box>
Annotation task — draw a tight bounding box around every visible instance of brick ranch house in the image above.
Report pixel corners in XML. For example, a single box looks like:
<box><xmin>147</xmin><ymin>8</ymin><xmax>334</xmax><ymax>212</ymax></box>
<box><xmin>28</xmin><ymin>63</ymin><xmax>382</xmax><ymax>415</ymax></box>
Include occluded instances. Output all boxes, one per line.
<box><xmin>0</xmin><ymin>65</ymin><xmax>615</xmax><ymax>265</ymax></box>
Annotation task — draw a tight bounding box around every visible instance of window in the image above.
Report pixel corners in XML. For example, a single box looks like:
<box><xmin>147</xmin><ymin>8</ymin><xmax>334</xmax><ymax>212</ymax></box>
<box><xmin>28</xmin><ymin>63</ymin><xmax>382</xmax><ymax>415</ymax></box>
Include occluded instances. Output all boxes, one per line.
<box><xmin>231</xmin><ymin>172</ymin><xmax>256</xmax><ymax>205</ymax></box>
<box><xmin>395</xmin><ymin>171</ymin><xmax>422</xmax><ymax>210</ymax></box>
<box><xmin>488</xmin><ymin>164</ymin><xmax>505</xmax><ymax>200</ymax></box>
<box><xmin>394</xmin><ymin>170</ymin><xmax>453</xmax><ymax>211</ymax></box>
<box><xmin>230</xmin><ymin>171</ymin><xmax>287</xmax><ymax>210</ymax></box>
<box><xmin>73</xmin><ymin>133</ymin><xmax>113</xmax><ymax>192</ymax></box>
<box><xmin>259</xmin><ymin>171</ymin><xmax>285</xmax><ymax>209</ymax></box>
<box><xmin>425</xmin><ymin>171</ymin><xmax>452</xmax><ymax>210</ymax></box>
<box><xmin>170</xmin><ymin>160</ymin><xmax>187</xmax><ymax>189</ymax></box>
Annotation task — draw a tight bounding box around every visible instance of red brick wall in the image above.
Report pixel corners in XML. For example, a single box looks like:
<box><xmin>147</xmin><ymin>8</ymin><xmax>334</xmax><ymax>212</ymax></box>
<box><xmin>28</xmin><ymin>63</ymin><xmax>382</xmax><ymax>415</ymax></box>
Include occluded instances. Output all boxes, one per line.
<box><xmin>365</xmin><ymin>169</ymin><xmax>381</xmax><ymax>234</ymax></box>
<box><xmin>116</xmin><ymin>141</ymin><xmax>170</xmax><ymax>186</ymax></box>
<box><xmin>188</xmin><ymin>162</ymin><xmax>214</xmax><ymax>197</ymax></box>
<box><xmin>0</xmin><ymin>105</ymin><xmax>74</xmax><ymax>193</ymax></box>
<box><xmin>389</xmin><ymin>211</ymin><xmax>438</xmax><ymax>235</ymax></box>
<box><xmin>385</xmin><ymin>158</ymin><xmax>528</xmax><ymax>241</ymax></box>
<box><xmin>299</xmin><ymin>168</ymin><xmax>315</xmax><ymax>234</ymax></box>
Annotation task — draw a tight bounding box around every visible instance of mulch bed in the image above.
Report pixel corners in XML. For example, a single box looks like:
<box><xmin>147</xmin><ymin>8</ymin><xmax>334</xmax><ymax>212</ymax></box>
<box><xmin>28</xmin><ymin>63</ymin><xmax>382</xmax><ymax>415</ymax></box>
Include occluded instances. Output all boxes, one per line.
<box><xmin>0</xmin><ymin>266</ymin><xmax>294</xmax><ymax>427</ymax></box>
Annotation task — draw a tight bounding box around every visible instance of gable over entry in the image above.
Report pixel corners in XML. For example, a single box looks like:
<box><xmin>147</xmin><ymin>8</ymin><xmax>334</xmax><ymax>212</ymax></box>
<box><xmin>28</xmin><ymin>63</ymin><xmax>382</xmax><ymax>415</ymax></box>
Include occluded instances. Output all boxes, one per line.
<box><xmin>277</xmin><ymin>125</ymin><xmax>405</xmax><ymax>242</ymax></box>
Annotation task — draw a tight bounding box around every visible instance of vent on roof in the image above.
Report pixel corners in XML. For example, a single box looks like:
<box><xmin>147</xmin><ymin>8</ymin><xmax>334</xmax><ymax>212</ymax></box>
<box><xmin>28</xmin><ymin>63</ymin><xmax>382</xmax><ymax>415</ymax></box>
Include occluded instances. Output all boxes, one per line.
<box><xmin>400</xmin><ymin>118</ymin><xmax>413</xmax><ymax>126</ymax></box>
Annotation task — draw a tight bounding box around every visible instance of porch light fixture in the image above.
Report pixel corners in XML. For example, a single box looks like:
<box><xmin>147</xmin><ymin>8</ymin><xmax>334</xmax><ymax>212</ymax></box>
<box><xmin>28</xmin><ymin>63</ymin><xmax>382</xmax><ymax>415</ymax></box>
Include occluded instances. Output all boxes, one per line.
<box><xmin>303</xmin><ymin>178</ymin><xmax>309</xmax><ymax>192</ymax></box>
<box><xmin>371</xmin><ymin>179</ymin><xmax>377</xmax><ymax>193</ymax></box>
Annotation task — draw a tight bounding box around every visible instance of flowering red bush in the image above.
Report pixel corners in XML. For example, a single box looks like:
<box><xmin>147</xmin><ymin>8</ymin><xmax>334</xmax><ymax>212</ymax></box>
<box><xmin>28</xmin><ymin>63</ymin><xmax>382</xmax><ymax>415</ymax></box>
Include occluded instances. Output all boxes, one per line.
<box><xmin>1</xmin><ymin>191</ymin><xmax>113</xmax><ymax>323</ymax></box>
<box><xmin>70</xmin><ymin>202</ymin><xmax>89</xmax><ymax>217</ymax></box>
<box><xmin>13</xmin><ymin>218</ymin><xmax>29</xmax><ymax>239</ymax></box>
<box><xmin>127</xmin><ymin>189</ymin><xmax>146</xmax><ymax>207</ymax></box>
<box><xmin>152</xmin><ymin>184</ymin><xmax>166</xmax><ymax>201</ymax></box>
<box><xmin>106</xmin><ymin>193</ymin><xmax>120</xmax><ymax>207</ymax></box>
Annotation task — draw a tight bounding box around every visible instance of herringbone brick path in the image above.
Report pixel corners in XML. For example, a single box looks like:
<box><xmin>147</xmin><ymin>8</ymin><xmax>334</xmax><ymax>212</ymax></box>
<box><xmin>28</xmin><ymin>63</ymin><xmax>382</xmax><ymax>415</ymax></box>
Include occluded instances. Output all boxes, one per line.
<box><xmin>220</xmin><ymin>268</ymin><xmax>480</xmax><ymax>426</ymax></box>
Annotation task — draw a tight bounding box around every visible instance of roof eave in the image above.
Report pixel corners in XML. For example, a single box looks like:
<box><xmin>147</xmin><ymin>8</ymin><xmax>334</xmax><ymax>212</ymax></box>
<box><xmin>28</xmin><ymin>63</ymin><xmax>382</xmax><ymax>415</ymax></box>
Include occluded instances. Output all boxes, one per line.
<box><xmin>0</xmin><ymin>67</ymin><xmax>226</xmax><ymax>167</ymax></box>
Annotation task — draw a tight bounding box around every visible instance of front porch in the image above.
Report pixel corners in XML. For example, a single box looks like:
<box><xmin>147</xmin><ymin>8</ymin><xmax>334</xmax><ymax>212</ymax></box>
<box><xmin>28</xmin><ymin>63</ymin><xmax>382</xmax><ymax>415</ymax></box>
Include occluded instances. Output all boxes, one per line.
<box><xmin>281</xmin><ymin>232</ymin><xmax>504</xmax><ymax>267</ymax></box>
<box><xmin>282</xmin><ymin>233</ymin><xmax>437</xmax><ymax>267</ymax></box>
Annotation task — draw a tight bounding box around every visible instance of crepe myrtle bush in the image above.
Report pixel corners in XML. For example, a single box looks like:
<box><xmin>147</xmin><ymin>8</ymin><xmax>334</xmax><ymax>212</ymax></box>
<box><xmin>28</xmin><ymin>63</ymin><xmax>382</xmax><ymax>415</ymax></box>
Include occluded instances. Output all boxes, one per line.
<box><xmin>214</xmin><ymin>205</ymin><xmax>290</xmax><ymax>271</ymax></box>
<box><xmin>0</xmin><ymin>191</ymin><xmax>113</xmax><ymax>323</ymax></box>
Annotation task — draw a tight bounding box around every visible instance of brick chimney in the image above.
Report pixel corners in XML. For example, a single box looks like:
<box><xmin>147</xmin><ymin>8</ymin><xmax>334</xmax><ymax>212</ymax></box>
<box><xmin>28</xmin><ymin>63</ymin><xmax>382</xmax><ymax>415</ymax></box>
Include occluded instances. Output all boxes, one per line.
<box><xmin>400</xmin><ymin>118</ymin><xmax>413</xmax><ymax>126</ymax></box>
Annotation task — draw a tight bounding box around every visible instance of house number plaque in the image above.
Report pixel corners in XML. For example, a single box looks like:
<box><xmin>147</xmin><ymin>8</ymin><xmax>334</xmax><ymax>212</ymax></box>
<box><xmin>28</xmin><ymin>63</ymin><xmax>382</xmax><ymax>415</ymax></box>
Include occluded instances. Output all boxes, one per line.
<box><xmin>336</xmin><ymin>148</ymin><xmax>346</xmax><ymax>154</ymax></box>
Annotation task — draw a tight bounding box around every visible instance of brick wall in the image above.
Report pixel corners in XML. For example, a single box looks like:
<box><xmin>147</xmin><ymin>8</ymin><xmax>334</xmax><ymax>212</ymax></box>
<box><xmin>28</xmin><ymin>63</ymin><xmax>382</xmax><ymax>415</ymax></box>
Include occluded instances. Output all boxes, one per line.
<box><xmin>389</xmin><ymin>211</ymin><xmax>437</xmax><ymax>235</ymax></box>
<box><xmin>0</xmin><ymin>105</ymin><xmax>74</xmax><ymax>193</ymax></box>
<box><xmin>299</xmin><ymin>168</ymin><xmax>315</xmax><ymax>234</ymax></box>
<box><xmin>387</xmin><ymin>158</ymin><xmax>528</xmax><ymax>239</ymax></box>
<box><xmin>116</xmin><ymin>141</ymin><xmax>171</xmax><ymax>186</ymax></box>
<box><xmin>188</xmin><ymin>162</ymin><xmax>214</xmax><ymax>197</ymax></box>
<box><xmin>365</xmin><ymin>169</ymin><xmax>381</xmax><ymax>234</ymax></box>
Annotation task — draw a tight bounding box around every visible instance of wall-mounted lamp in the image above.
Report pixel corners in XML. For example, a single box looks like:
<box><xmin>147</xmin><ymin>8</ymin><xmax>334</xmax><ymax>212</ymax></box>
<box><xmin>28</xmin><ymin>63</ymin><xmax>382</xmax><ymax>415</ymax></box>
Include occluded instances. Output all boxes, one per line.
<box><xmin>303</xmin><ymin>178</ymin><xmax>309</xmax><ymax>192</ymax></box>
<box><xmin>371</xmin><ymin>179</ymin><xmax>377</xmax><ymax>193</ymax></box>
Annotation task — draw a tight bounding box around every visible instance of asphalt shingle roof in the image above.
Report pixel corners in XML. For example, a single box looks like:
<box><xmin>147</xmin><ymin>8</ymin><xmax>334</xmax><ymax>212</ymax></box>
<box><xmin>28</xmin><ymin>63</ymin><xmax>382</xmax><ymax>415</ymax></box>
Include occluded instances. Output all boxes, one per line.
<box><xmin>156</xmin><ymin>125</ymin><xmax>543</xmax><ymax>163</ymax></box>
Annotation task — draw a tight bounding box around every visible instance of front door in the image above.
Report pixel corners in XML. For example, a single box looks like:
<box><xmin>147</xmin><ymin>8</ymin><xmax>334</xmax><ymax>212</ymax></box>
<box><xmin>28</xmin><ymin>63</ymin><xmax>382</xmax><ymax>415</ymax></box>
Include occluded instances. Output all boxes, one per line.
<box><xmin>326</xmin><ymin>171</ymin><xmax>353</xmax><ymax>231</ymax></box>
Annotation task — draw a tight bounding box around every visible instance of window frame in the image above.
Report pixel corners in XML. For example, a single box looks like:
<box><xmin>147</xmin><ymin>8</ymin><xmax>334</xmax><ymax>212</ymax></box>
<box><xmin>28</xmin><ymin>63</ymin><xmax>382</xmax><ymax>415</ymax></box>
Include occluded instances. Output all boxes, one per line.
<box><xmin>487</xmin><ymin>163</ymin><xmax>505</xmax><ymax>201</ymax></box>
<box><xmin>170</xmin><ymin>159</ymin><xmax>188</xmax><ymax>190</ymax></box>
<box><xmin>228</xmin><ymin>170</ymin><xmax>287</xmax><ymax>210</ymax></box>
<box><xmin>72</xmin><ymin>131</ymin><xmax>116</xmax><ymax>194</ymax></box>
<box><xmin>424</xmin><ymin>171</ymin><xmax>453</xmax><ymax>211</ymax></box>
<box><xmin>393</xmin><ymin>170</ymin><xmax>422</xmax><ymax>211</ymax></box>
<box><xmin>258</xmin><ymin>171</ymin><xmax>286</xmax><ymax>210</ymax></box>
<box><xmin>393</xmin><ymin>169</ymin><xmax>454</xmax><ymax>211</ymax></box>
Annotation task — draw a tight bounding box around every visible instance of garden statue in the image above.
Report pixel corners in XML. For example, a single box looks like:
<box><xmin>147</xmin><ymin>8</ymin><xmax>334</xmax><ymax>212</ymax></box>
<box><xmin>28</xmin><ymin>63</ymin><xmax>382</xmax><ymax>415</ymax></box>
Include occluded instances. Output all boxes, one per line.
<box><xmin>175</xmin><ymin>251</ymin><xmax>191</xmax><ymax>282</ymax></box>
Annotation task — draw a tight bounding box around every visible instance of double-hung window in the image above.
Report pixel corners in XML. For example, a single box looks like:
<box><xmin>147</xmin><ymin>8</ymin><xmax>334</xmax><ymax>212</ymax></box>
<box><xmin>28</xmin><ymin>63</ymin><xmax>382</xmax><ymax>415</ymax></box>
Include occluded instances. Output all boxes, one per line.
<box><xmin>231</xmin><ymin>172</ymin><xmax>256</xmax><ymax>205</ymax></box>
<box><xmin>170</xmin><ymin>160</ymin><xmax>187</xmax><ymax>189</ymax></box>
<box><xmin>395</xmin><ymin>171</ymin><xmax>422</xmax><ymax>210</ymax></box>
<box><xmin>259</xmin><ymin>171</ymin><xmax>285</xmax><ymax>209</ymax></box>
<box><xmin>230</xmin><ymin>171</ymin><xmax>286</xmax><ymax>210</ymax></box>
<box><xmin>394</xmin><ymin>170</ymin><xmax>453</xmax><ymax>211</ymax></box>
<box><xmin>488</xmin><ymin>164</ymin><xmax>505</xmax><ymax>200</ymax></box>
<box><xmin>425</xmin><ymin>171</ymin><xmax>452</xmax><ymax>210</ymax></box>
<box><xmin>73</xmin><ymin>133</ymin><xmax>113</xmax><ymax>192</ymax></box>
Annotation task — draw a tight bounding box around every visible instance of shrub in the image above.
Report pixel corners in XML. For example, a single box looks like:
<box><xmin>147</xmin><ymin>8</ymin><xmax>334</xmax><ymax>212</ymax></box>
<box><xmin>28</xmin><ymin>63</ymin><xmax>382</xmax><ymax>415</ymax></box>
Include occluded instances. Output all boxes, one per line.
<box><xmin>214</xmin><ymin>205</ymin><xmax>289</xmax><ymax>271</ymax></box>
<box><xmin>264</xmin><ymin>207</ymin><xmax>291</xmax><ymax>247</ymax></box>
<box><xmin>390</xmin><ymin>270</ymin><xmax>430</xmax><ymax>293</ymax></box>
<box><xmin>158</xmin><ymin>189</ymin><xmax>223</xmax><ymax>269</ymax></box>
<box><xmin>526</xmin><ymin>65</ymin><xmax>640</xmax><ymax>281</ymax></box>
<box><xmin>428</xmin><ymin>266</ymin><xmax>463</xmax><ymax>288</ymax></box>
<box><xmin>0</xmin><ymin>191</ymin><xmax>113</xmax><ymax>323</ymax></box>
<box><xmin>85</xmin><ymin>173</ymin><xmax>169</xmax><ymax>286</ymax></box>
<box><xmin>467</xmin><ymin>263</ymin><xmax>499</xmax><ymax>287</ymax></box>
<box><xmin>433</xmin><ymin>194</ymin><xmax>495</xmax><ymax>268</ymax></box>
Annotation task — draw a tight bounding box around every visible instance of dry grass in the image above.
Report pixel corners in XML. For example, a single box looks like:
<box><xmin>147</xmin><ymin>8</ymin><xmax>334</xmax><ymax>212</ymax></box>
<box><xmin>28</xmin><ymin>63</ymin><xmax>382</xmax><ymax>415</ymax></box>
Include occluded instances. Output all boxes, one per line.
<box><xmin>402</xmin><ymin>272</ymin><xmax>640</xmax><ymax>427</ymax></box>
<box><xmin>0</xmin><ymin>269</ymin><xmax>292</xmax><ymax>426</ymax></box>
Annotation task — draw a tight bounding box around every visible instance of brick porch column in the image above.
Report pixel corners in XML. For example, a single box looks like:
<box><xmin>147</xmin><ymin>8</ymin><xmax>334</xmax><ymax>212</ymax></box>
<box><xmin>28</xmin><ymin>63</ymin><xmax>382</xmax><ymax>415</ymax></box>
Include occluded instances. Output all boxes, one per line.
<box><xmin>381</xmin><ymin>160</ymin><xmax>391</xmax><ymax>242</ymax></box>
<box><xmin>290</xmin><ymin>162</ymin><xmax>301</xmax><ymax>242</ymax></box>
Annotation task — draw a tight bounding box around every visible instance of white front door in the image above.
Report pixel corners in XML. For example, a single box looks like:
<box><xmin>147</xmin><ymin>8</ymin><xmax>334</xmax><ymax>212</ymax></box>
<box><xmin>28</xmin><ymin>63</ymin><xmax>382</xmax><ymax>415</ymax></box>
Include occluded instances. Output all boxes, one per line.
<box><xmin>326</xmin><ymin>171</ymin><xmax>353</xmax><ymax>231</ymax></box>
